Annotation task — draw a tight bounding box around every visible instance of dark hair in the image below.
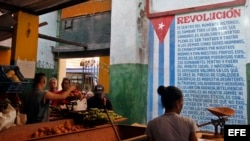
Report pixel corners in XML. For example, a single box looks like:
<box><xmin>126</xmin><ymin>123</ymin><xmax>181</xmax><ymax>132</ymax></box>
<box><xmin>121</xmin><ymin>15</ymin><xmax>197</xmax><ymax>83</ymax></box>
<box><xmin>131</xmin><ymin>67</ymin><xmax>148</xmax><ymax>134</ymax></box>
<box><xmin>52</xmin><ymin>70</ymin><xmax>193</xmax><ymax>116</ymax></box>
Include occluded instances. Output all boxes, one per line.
<box><xmin>94</xmin><ymin>84</ymin><xmax>104</xmax><ymax>92</ymax></box>
<box><xmin>33</xmin><ymin>73</ymin><xmax>46</xmax><ymax>88</ymax></box>
<box><xmin>62</xmin><ymin>77</ymin><xmax>71</xmax><ymax>84</ymax></box>
<box><xmin>157</xmin><ymin>85</ymin><xmax>183</xmax><ymax>110</ymax></box>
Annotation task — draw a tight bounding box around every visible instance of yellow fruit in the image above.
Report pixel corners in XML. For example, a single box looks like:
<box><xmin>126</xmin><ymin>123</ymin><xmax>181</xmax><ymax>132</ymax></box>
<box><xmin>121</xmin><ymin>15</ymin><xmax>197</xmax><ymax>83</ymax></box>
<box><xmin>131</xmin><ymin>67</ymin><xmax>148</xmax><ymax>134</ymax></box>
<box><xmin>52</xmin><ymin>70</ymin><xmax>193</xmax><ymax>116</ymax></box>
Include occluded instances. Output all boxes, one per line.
<box><xmin>6</xmin><ymin>70</ymin><xmax>15</xmax><ymax>76</ymax></box>
<box><xmin>6</xmin><ymin>73</ymin><xmax>12</xmax><ymax>78</ymax></box>
<box><xmin>10</xmin><ymin>75</ymin><xmax>20</xmax><ymax>82</ymax></box>
<box><xmin>6</xmin><ymin>70</ymin><xmax>15</xmax><ymax>78</ymax></box>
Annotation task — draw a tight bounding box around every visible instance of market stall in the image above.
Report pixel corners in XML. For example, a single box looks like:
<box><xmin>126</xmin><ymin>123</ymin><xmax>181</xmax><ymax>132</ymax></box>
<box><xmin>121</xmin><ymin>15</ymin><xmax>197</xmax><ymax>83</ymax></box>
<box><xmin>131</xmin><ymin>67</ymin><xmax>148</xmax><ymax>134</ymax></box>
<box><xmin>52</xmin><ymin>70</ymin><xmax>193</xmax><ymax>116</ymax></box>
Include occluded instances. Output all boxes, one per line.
<box><xmin>0</xmin><ymin>65</ymin><xmax>235</xmax><ymax>141</ymax></box>
<box><xmin>0</xmin><ymin>66</ymin><xmax>147</xmax><ymax>140</ymax></box>
<box><xmin>0</xmin><ymin>119</ymin><xmax>147</xmax><ymax>141</ymax></box>
<box><xmin>0</xmin><ymin>65</ymin><xmax>29</xmax><ymax>130</ymax></box>
<box><xmin>0</xmin><ymin>65</ymin><xmax>28</xmax><ymax>94</ymax></box>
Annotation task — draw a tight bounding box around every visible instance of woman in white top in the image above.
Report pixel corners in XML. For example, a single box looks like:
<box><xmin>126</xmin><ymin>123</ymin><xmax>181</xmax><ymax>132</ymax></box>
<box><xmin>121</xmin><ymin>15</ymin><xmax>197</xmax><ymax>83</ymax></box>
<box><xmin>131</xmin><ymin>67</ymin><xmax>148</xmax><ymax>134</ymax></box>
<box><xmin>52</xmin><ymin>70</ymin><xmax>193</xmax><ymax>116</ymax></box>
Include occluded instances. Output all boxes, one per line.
<box><xmin>145</xmin><ymin>85</ymin><xmax>198</xmax><ymax>141</ymax></box>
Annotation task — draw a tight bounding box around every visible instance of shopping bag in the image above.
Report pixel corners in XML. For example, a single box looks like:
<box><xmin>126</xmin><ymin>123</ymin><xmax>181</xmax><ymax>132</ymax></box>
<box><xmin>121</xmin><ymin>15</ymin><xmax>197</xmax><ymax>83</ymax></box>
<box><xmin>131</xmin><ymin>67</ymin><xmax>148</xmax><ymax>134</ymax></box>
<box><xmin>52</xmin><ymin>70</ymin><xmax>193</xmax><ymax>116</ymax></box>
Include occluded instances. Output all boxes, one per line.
<box><xmin>0</xmin><ymin>104</ymin><xmax>16</xmax><ymax>131</ymax></box>
<box><xmin>15</xmin><ymin>110</ymin><xmax>27</xmax><ymax>125</ymax></box>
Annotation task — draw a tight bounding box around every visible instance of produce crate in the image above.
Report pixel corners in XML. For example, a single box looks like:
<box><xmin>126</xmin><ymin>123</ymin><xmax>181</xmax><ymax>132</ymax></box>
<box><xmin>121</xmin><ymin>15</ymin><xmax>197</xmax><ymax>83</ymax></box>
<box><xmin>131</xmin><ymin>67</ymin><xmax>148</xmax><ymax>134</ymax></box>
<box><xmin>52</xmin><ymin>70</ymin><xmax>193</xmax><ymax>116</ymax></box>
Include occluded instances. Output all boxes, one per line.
<box><xmin>0</xmin><ymin>65</ymin><xmax>28</xmax><ymax>93</ymax></box>
<box><xmin>0</xmin><ymin>119</ymin><xmax>147</xmax><ymax>141</ymax></box>
<box><xmin>0</xmin><ymin>65</ymin><xmax>25</xmax><ymax>82</ymax></box>
<box><xmin>70</xmin><ymin>108</ymin><xmax>125</xmax><ymax>128</ymax></box>
<box><xmin>0</xmin><ymin>82</ymin><xmax>29</xmax><ymax>93</ymax></box>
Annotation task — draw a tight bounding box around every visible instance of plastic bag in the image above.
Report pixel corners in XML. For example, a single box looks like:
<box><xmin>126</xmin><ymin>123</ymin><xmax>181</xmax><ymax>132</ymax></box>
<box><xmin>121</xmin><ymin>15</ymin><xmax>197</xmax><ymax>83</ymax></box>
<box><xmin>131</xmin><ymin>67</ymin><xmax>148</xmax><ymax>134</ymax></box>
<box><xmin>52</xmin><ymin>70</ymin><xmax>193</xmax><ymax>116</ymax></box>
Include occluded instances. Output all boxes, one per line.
<box><xmin>0</xmin><ymin>104</ymin><xmax>16</xmax><ymax>131</ymax></box>
<box><xmin>73</xmin><ymin>98</ymin><xmax>87</xmax><ymax>111</ymax></box>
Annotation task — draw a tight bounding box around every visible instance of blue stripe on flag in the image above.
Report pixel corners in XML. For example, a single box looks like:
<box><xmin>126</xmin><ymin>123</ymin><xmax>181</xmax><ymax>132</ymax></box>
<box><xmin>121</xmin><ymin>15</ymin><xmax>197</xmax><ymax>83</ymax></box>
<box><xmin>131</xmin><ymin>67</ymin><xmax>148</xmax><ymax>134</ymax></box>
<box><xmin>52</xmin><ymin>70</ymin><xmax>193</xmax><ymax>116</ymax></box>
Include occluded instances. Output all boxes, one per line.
<box><xmin>169</xmin><ymin>19</ymin><xmax>175</xmax><ymax>85</ymax></box>
<box><xmin>147</xmin><ymin>23</ymin><xmax>154</xmax><ymax>121</ymax></box>
<box><xmin>158</xmin><ymin>42</ymin><xmax>164</xmax><ymax>115</ymax></box>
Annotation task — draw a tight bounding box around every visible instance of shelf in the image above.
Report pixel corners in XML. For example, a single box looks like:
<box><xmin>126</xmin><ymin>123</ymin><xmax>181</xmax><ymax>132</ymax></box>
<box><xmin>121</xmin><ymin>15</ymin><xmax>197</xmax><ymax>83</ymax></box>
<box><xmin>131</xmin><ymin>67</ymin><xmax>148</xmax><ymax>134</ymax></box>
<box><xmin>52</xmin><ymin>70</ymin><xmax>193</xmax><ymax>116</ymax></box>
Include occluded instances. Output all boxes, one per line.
<box><xmin>0</xmin><ymin>46</ymin><xmax>11</xmax><ymax>50</ymax></box>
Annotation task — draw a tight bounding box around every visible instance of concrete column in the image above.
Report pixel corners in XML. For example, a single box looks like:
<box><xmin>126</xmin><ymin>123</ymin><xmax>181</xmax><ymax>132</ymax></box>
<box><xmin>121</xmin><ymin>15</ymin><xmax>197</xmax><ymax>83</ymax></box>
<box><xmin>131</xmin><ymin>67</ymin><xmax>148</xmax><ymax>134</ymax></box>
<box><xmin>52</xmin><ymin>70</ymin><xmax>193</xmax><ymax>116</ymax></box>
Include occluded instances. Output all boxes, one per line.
<box><xmin>58</xmin><ymin>59</ymin><xmax>67</xmax><ymax>90</ymax></box>
<box><xmin>11</xmin><ymin>11</ymin><xmax>39</xmax><ymax>64</ymax></box>
<box><xmin>109</xmin><ymin>0</ymin><xmax>148</xmax><ymax>124</ymax></box>
<box><xmin>99</xmin><ymin>56</ymin><xmax>110</xmax><ymax>94</ymax></box>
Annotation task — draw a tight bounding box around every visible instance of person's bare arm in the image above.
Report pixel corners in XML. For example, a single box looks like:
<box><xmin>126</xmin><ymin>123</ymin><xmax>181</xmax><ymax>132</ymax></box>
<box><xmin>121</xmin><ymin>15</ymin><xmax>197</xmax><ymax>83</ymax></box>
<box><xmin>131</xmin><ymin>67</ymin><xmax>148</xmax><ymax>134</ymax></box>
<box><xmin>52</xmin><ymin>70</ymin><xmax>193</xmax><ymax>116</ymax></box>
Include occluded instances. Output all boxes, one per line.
<box><xmin>189</xmin><ymin>132</ymin><xmax>198</xmax><ymax>141</ymax></box>
<box><xmin>45</xmin><ymin>85</ymin><xmax>76</xmax><ymax>100</ymax></box>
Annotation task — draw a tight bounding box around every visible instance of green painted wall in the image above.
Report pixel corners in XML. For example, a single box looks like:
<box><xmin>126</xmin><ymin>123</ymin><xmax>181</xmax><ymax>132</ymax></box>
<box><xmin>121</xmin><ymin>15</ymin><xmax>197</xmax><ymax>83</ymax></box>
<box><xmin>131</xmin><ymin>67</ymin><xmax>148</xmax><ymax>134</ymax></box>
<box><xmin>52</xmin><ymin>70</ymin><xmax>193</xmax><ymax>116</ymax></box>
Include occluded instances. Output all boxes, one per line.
<box><xmin>109</xmin><ymin>64</ymin><xmax>148</xmax><ymax>125</ymax></box>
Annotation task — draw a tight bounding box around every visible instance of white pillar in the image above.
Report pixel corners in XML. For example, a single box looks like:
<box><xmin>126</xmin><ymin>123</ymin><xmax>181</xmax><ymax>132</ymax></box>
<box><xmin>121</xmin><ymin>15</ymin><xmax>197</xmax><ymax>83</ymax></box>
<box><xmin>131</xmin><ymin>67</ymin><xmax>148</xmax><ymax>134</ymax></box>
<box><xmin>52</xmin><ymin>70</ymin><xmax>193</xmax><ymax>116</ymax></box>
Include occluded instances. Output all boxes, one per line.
<box><xmin>110</xmin><ymin>0</ymin><xmax>148</xmax><ymax>65</ymax></box>
<box><xmin>58</xmin><ymin>59</ymin><xmax>66</xmax><ymax>90</ymax></box>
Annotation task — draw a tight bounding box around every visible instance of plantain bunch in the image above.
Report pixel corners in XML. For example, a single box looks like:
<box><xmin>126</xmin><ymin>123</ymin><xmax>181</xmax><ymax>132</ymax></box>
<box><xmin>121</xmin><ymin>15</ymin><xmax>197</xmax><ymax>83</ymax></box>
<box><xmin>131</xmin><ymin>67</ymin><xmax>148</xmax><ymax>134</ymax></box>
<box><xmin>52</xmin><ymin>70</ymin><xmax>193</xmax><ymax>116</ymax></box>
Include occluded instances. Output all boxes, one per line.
<box><xmin>79</xmin><ymin>108</ymin><xmax>123</xmax><ymax>124</ymax></box>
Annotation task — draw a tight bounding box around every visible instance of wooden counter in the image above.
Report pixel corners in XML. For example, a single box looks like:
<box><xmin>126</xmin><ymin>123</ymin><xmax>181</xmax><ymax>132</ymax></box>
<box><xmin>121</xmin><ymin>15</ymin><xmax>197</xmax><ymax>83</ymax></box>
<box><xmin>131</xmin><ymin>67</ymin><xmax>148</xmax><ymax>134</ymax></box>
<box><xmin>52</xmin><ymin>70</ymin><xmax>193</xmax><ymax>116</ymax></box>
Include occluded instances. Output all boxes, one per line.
<box><xmin>197</xmin><ymin>131</ymin><xmax>224</xmax><ymax>141</ymax></box>
<box><xmin>0</xmin><ymin>119</ymin><xmax>146</xmax><ymax>141</ymax></box>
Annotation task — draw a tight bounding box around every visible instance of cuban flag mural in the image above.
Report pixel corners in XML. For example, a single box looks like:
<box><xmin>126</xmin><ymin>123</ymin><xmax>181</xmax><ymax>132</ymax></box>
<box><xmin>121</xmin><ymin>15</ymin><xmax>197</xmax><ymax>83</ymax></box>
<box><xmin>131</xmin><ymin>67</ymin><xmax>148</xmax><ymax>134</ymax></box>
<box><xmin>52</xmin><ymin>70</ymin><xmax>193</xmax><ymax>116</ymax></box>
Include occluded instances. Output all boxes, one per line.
<box><xmin>147</xmin><ymin>6</ymin><xmax>248</xmax><ymax>131</ymax></box>
<box><xmin>147</xmin><ymin>16</ymin><xmax>175</xmax><ymax>120</ymax></box>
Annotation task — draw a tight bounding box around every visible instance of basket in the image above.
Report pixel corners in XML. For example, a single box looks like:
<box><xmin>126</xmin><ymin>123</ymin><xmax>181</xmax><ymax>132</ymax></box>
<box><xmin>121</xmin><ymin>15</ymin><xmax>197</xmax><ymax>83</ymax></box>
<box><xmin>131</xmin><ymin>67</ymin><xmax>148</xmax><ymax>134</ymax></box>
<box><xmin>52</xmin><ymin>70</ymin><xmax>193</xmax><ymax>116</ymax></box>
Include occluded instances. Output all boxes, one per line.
<box><xmin>0</xmin><ymin>82</ymin><xmax>29</xmax><ymax>93</ymax></box>
<box><xmin>0</xmin><ymin>65</ymin><xmax>25</xmax><ymax>82</ymax></box>
<box><xmin>0</xmin><ymin>65</ymin><xmax>28</xmax><ymax>93</ymax></box>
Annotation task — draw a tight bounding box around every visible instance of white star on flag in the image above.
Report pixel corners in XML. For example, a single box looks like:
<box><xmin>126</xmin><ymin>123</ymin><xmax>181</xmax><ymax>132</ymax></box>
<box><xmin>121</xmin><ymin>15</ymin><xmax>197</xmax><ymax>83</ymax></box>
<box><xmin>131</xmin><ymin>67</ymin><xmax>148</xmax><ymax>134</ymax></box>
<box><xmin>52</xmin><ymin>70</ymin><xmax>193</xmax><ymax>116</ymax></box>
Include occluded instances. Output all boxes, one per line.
<box><xmin>158</xmin><ymin>22</ymin><xmax>165</xmax><ymax>30</ymax></box>
<box><xmin>150</xmin><ymin>16</ymin><xmax>173</xmax><ymax>42</ymax></box>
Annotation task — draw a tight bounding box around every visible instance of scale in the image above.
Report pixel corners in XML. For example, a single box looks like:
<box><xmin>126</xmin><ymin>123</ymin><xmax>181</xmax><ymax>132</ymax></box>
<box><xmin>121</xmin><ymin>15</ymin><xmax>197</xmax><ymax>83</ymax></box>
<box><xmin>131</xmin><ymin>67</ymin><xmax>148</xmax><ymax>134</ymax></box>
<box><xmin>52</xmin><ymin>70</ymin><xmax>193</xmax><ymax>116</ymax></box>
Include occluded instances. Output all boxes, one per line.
<box><xmin>197</xmin><ymin>107</ymin><xmax>235</xmax><ymax>139</ymax></box>
<box><xmin>66</xmin><ymin>100</ymin><xmax>78</xmax><ymax>111</ymax></box>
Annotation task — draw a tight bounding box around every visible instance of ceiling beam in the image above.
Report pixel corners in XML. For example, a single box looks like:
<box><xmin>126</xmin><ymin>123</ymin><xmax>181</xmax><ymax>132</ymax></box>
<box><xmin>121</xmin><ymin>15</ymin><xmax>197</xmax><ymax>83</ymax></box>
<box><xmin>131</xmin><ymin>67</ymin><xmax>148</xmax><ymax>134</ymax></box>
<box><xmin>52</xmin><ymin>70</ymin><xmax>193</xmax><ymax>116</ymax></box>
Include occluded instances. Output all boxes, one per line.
<box><xmin>0</xmin><ymin>26</ymin><xmax>12</xmax><ymax>32</ymax></box>
<box><xmin>52</xmin><ymin>47</ymin><xmax>110</xmax><ymax>59</ymax></box>
<box><xmin>0</xmin><ymin>13</ymin><xmax>16</xmax><ymax>27</ymax></box>
<box><xmin>35</xmin><ymin>0</ymin><xmax>89</xmax><ymax>15</ymax></box>
<box><xmin>38</xmin><ymin>33</ymin><xmax>88</xmax><ymax>49</ymax></box>
<box><xmin>0</xmin><ymin>2</ymin><xmax>35</xmax><ymax>14</ymax></box>
<box><xmin>0</xmin><ymin>25</ymin><xmax>87</xmax><ymax>48</ymax></box>
<box><xmin>0</xmin><ymin>0</ymin><xmax>90</xmax><ymax>15</ymax></box>
<box><xmin>0</xmin><ymin>26</ymin><xmax>12</xmax><ymax>41</ymax></box>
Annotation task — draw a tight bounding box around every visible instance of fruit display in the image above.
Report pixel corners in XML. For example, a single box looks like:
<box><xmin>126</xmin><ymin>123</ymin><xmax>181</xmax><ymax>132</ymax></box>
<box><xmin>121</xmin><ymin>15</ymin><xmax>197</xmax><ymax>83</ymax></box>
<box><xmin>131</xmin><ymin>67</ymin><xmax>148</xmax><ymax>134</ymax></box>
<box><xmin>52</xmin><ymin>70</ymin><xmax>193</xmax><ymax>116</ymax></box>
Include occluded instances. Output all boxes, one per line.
<box><xmin>66</xmin><ymin>89</ymin><xmax>82</xmax><ymax>101</ymax></box>
<box><xmin>73</xmin><ymin>108</ymin><xmax>123</xmax><ymax>127</ymax></box>
<box><xmin>30</xmin><ymin>120</ymin><xmax>84</xmax><ymax>139</ymax></box>
<box><xmin>0</xmin><ymin>65</ymin><xmax>27</xmax><ymax>94</ymax></box>
<box><xmin>5</xmin><ymin>70</ymin><xmax>15</xmax><ymax>78</ymax></box>
<box><xmin>5</xmin><ymin>69</ymin><xmax>20</xmax><ymax>82</ymax></box>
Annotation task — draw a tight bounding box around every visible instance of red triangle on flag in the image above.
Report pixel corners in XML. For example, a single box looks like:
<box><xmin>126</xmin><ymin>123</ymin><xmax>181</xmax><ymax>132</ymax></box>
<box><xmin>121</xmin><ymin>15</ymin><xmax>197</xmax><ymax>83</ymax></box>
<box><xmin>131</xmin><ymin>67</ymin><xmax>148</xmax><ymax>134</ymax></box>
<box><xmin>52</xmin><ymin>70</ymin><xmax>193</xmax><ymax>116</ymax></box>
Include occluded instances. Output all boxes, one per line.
<box><xmin>150</xmin><ymin>16</ymin><xmax>174</xmax><ymax>43</ymax></box>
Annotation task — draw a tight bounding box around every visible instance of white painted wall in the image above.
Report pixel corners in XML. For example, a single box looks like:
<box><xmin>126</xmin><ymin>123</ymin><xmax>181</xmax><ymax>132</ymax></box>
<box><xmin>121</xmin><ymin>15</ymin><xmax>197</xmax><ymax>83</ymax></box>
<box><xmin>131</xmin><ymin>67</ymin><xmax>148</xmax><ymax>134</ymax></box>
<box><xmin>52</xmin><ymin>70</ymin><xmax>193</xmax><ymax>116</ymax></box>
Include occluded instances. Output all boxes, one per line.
<box><xmin>0</xmin><ymin>38</ymin><xmax>11</xmax><ymax>48</ymax></box>
<box><xmin>110</xmin><ymin>0</ymin><xmax>148</xmax><ymax>64</ymax></box>
<box><xmin>38</xmin><ymin>11</ymin><xmax>58</xmax><ymax>69</ymax></box>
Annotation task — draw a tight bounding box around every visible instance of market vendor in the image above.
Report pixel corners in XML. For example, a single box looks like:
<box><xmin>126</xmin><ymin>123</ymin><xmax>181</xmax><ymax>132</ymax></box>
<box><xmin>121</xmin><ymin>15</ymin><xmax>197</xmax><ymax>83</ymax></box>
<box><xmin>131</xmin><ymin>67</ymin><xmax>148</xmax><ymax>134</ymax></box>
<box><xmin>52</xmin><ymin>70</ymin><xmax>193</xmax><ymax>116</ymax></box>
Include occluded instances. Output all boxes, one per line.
<box><xmin>50</xmin><ymin>77</ymin><xmax>71</xmax><ymax>106</ymax></box>
<box><xmin>50</xmin><ymin>78</ymin><xmax>85</xmax><ymax>110</ymax></box>
<box><xmin>23</xmin><ymin>73</ymin><xmax>76</xmax><ymax>124</ymax></box>
<box><xmin>87</xmin><ymin>84</ymin><xmax>113</xmax><ymax>110</ymax></box>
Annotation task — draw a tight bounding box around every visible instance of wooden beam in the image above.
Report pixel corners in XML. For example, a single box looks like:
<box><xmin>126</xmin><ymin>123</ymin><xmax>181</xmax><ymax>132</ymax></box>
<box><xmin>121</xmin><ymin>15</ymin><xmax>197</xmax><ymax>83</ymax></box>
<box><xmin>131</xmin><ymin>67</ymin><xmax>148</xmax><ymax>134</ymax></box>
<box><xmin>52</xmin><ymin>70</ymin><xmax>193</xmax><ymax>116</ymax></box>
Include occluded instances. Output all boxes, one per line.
<box><xmin>0</xmin><ymin>0</ymin><xmax>90</xmax><ymax>15</ymax></box>
<box><xmin>38</xmin><ymin>33</ymin><xmax>88</xmax><ymax>49</ymax></box>
<box><xmin>52</xmin><ymin>48</ymin><xmax>109</xmax><ymax>59</ymax></box>
<box><xmin>0</xmin><ymin>26</ymin><xmax>88</xmax><ymax>48</ymax></box>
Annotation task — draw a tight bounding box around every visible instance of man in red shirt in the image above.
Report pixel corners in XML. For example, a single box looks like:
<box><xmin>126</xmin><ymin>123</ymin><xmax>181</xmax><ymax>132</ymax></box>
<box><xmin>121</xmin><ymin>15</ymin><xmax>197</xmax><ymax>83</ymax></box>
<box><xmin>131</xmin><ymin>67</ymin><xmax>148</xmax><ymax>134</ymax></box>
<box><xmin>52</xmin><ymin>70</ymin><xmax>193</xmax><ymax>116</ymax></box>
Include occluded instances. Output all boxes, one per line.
<box><xmin>51</xmin><ymin>77</ymin><xmax>71</xmax><ymax>106</ymax></box>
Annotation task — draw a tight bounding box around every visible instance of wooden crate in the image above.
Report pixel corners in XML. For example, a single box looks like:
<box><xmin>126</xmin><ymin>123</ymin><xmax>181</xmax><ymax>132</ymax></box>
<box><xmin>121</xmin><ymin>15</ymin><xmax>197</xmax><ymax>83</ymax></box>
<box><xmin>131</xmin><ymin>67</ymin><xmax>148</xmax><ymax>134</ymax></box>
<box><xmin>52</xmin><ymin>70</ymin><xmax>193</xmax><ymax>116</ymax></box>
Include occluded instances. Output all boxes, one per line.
<box><xmin>0</xmin><ymin>119</ymin><xmax>147</xmax><ymax>141</ymax></box>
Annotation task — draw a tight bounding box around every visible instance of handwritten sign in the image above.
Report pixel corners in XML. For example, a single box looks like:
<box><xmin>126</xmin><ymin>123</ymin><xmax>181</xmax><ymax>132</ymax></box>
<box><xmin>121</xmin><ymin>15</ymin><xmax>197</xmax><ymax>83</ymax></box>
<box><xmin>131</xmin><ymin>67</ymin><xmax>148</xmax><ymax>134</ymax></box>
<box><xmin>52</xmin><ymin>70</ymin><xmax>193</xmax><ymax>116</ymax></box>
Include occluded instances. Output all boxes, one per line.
<box><xmin>146</xmin><ymin>0</ymin><xmax>246</xmax><ymax>18</ymax></box>
<box><xmin>175</xmin><ymin>7</ymin><xmax>247</xmax><ymax>131</ymax></box>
